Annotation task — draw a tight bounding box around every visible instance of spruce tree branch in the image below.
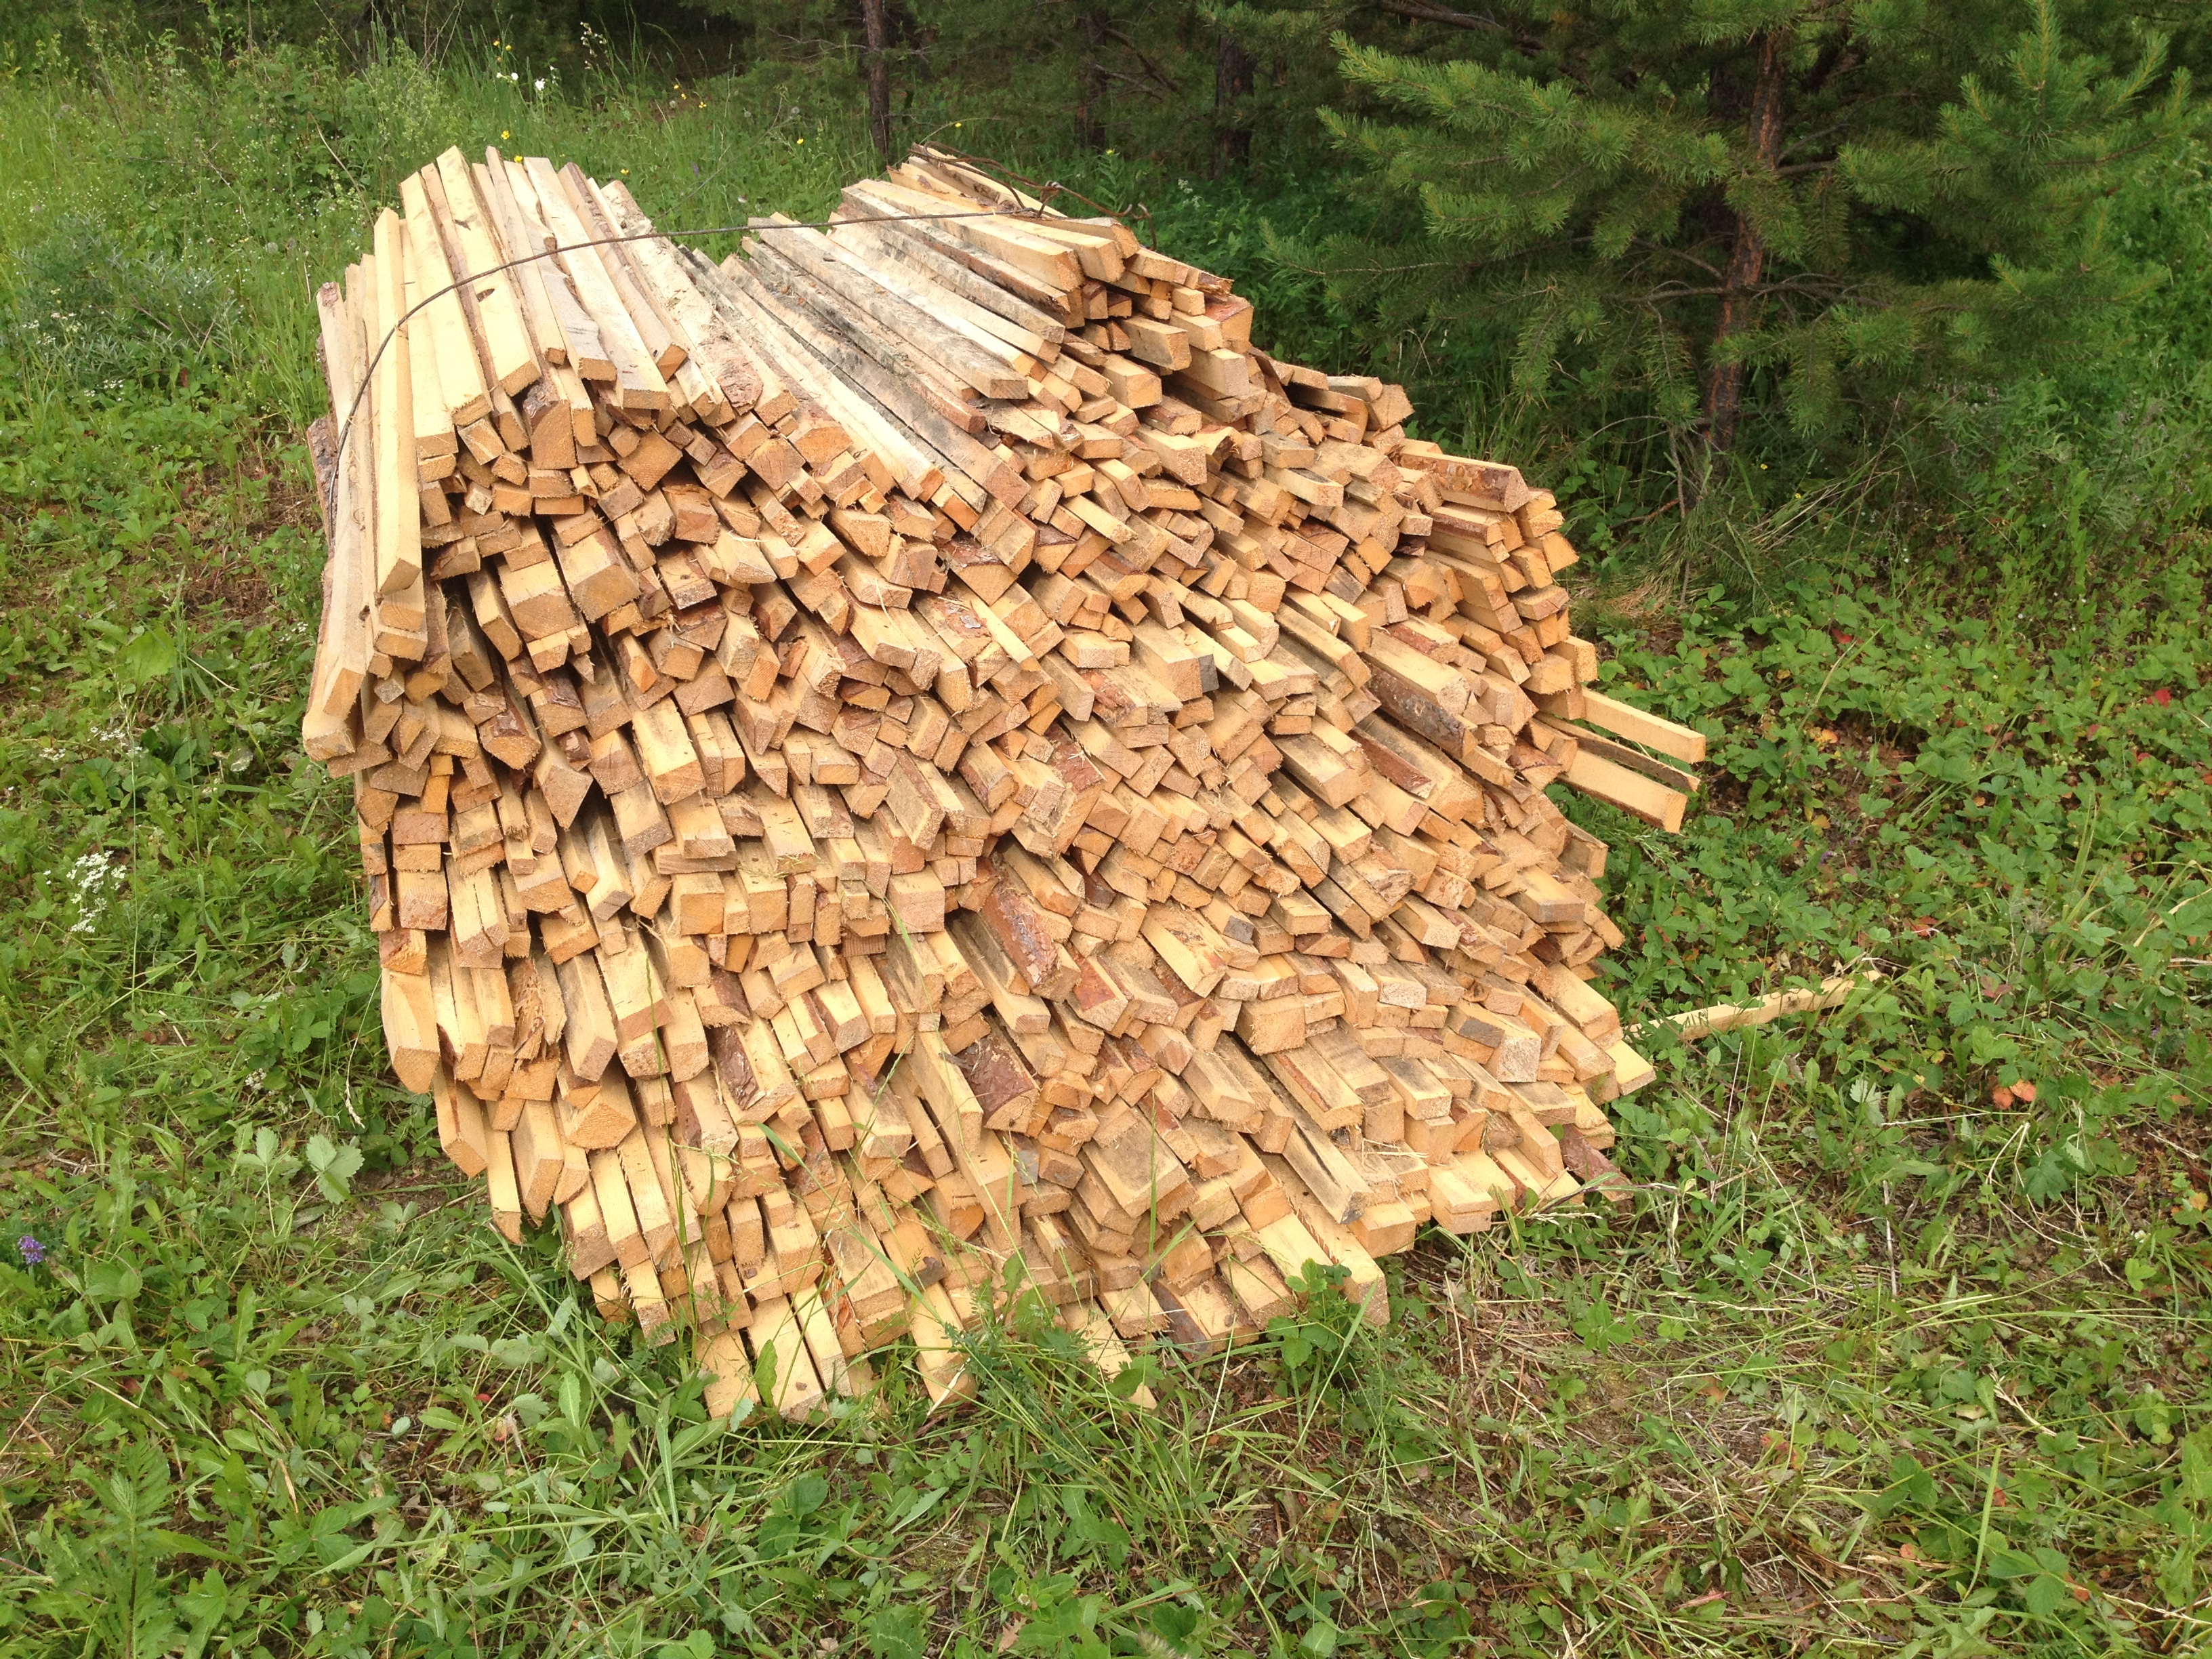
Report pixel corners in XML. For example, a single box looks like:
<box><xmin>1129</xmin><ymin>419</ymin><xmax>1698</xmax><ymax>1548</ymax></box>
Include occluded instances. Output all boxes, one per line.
<box><xmin>1778</xmin><ymin>94</ymin><xmax>1921</xmax><ymax>163</ymax></box>
<box><xmin>1100</xmin><ymin>25</ymin><xmax>1183</xmax><ymax>91</ymax></box>
<box><xmin>1646</xmin><ymin>272</ymin><xmax>1862</xmax><ymax>306</ymax></box>
<box><xmin>1309</xmin><ymin>234</ymin><xmax>1745</xmax><ymax>303</ymax></box>
<box><xmin>1358</xmin><ymin>0</ymin><xmax>1554</xmax><ymax>52</ymax></box>
<box><xmin>1368</xmin><ymin>0</ymin><xmax>1504</xmax><ymax>33</ymax></box>
<box><xmin>2031</xmin><ymin>132</ymin><xmax>2186</xmax><ymax>175</ymax></box>
<box><xmin>1801</xmin><ymin>43</ymin><xmax>1864</xmax><ymax>100</ymax></box>
<box><xmin>1628</xmin><ymin>238</ymin><xmax>1727</xmax><ymax>282</ymax></box>
<box><xmin>1282</xmin><ymin>230</ymin><xmax>1589</xmax><ymax>283</ymax></box>
<box><xmin>1088</xmin><ymin>65</ymin><xmax>1175</xmax><ymax>100</ymax></box>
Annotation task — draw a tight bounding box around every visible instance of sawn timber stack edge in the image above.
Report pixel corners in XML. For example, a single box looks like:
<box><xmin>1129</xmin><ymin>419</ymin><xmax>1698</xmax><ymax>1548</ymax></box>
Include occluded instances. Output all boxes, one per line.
<box><xmin>300</xmin><ymin>145</ymin><xmax>1708</xmax><ymax>1419</ymax></box>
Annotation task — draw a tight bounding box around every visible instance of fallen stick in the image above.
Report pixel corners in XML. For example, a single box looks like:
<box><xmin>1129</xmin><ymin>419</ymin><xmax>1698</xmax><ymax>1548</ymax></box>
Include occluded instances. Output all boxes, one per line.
<box><xmin>1631</xmin><ymin>970</ymin><xmax>1882</xmax><ymax>1041</ymax></box>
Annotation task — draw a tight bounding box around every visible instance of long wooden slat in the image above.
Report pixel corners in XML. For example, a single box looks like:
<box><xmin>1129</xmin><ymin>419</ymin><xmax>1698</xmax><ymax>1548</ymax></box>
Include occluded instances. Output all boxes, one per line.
<box><xmin>1577</xmin><ymin>689</ymin><xmax>1707</xmax><ymax>763</ymax></box>
<box><xmin>304</xmin><ymin>273</ymin><xmax>371</xmax><ymax>744</ymax></box>
<box><xmin>365</xmin><ymin>211</ymin><xmax>423</xmax><ymax>606</ymax></box>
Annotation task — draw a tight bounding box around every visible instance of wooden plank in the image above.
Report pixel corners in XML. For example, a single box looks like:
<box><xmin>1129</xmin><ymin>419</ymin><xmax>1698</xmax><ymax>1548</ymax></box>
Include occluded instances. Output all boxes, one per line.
<box><xmin>399</xmin><ymin>171</ymin><xmax>491</xmax><ymax>428</ymax></box>
<box><xmin>518</xmin><ymin>155</ymin><xmax>669</xmax><ymax>410</ymax></box>
<box><xmin>430</xmin><ymin>147</ymin><xmax>538</xmax><ymax>394</ymax></box>
<box><xmin>367</xmin><ymin>211</ymin><xmax>424</xmax><ymax>600</ymax></box>
<box><xmin>1544</xmin><ymin>718</ymin><xmax>1698</xmax><ymax>794</ymax></box>
<box><xmin>700</xmin><ymin>1328</ymin><xmax>763</xmax><ymax>1418</ymax></box>
<box><xmin>1561</xmin><ymin>748</ymin><xmax>1687</xmax><ymax>832</ymax></box>
<box><xmin>1577</xmin><ymin>689</ymin><xmax>1706</xmax><ymax>764</ymax></box>
<box><xmin>846</xmin><ymin>178</ymin><xmax>1082</xmax><ymax>294</ymax></box>
<box><xmin>304</xmin><ymin>275</ymin><xmax>372</xmax><ymax>739</ymax></box>
<box><xmin>485</xmin><ymin>150</ymin><xmax>615</xmax><ymax>380</ymax></box>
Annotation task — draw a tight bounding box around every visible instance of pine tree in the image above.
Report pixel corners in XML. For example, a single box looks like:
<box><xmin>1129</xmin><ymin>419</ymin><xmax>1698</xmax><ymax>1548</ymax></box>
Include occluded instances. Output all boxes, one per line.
<box><xmin>861</xmin><ymin>0</ymin><xmax>894</xmax><ymax>161</ymax></box>
<box><xmin>856</xmin><ymin>1</ymin><xmax>1210</xmax><ymax>162</ymax></box>
<box><xmin>1250</xmin><ymin>0</ymin><xmax>2203</xmax><ymax>468</ymax></box>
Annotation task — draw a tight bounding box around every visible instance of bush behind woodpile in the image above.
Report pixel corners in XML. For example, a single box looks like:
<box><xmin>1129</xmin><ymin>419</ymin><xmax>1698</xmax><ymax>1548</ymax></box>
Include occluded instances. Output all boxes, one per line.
<box><xmin>0</xmin><ymin>37</ymin><xmax>879</xmax><ymax>427</ymax></box>
<box><xmin>0</xmin><ymin>213</ymin><xmax>241</xmax><ymax>396</ymax></box>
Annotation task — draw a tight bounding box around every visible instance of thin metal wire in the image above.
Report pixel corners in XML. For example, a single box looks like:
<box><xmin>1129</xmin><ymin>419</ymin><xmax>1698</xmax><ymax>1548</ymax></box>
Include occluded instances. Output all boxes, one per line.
<box><xmin>329</xmin><ymin>201</ymin><xmax>1055</xmax><ymax>479</ymax></box>
<box><xmin>912</xmin><ymin>145</ymin><xmax>1158</xmax><ymax>250</ymax></box>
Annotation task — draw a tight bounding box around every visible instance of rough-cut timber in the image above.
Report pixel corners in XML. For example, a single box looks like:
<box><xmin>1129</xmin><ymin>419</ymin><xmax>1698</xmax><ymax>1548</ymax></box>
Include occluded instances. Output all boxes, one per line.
<box><xmin>302</xmin><ymin>144</ymin><xmax>1710</xmax><ymax>1417</ymax></box>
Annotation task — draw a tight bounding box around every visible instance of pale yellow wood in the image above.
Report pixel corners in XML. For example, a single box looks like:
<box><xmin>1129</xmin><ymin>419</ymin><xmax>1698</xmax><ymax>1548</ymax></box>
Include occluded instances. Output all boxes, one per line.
<box><xmin>432</xmin><ymin>146</ymin><xmax>538</xmax><ymax>394</ymax></box>
<box><xmin>1562</xmin><ymin>748</ymin><xmax>1687</xmax><ymax>832</ymax></box>
<box><xmin>367</xmin><ymin>210</ymin><xmax>422</xmax><ymax>599</ymax></box>
<box><xmin>304</xmin><ymin>272</ymin><xmax>371</xmax><ymax>741</ymax></box>
<box><xmin>520</xmin><ymin>154</ymin><xmax>669</xmax><ymax>410</ymax></box>
<box><xmin>1630</xmin><ymin>970</ymin><xmax>1881</xmax><ymax>1041</ymax></box>
<box><xmin>398</xmin><ymin>171</ymin><xmax>489</xmax><ymax>428</ymax></box>
<box><xmin>300</xmin><ymin>152</ymin><xmax>1761</xmax><ymax>1419</ymax></box>
<box><xmin>485</xmin><ymin>150</ymin><xmax>615</xmax><ymax>380</ymax></box>
<box><xmin>1578</xmin><ymin>689</ymin><xmax>1706</xmax><ymax>763</ymax></box>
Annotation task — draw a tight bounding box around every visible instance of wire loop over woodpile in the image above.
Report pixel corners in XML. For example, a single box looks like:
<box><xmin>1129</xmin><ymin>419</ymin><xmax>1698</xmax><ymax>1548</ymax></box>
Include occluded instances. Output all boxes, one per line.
<box><xmin>326</xmin><ymin>200</ymin><xmax>1066</xmax><ymax>487</ymax></box>
<box><xmin>301</xmin><ymin>143</ymin><xmax>1707</xmax><ymax>1419</ymax></box>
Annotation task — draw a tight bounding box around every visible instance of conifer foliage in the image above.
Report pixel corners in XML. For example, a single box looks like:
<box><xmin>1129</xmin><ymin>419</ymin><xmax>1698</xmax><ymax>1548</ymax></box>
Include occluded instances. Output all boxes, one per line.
<box><xmin>1258</xmin><ymin>0</ymin><xmax>2201</xmax><ymax>463</ymax></box>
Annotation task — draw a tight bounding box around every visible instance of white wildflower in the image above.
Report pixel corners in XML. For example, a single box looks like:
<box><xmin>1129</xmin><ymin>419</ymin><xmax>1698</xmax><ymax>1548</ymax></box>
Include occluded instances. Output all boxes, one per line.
<box><xmin>64</xmin><ymin>851</ymin><xmax>125</xmax><ymax>935</ymax></box>
<box><xmin>92</xmin><ymin>716</ymin><xmax>142</xmax><ymax>758</ymax></box>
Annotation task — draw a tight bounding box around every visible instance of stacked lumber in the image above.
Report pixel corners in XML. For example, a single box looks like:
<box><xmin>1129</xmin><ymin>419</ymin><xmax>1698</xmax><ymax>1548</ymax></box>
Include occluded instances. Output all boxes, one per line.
<box><xmin>302</xmin><ymin>144</ymin><xmax>1705</xmax><ymax>1420</ymax></box>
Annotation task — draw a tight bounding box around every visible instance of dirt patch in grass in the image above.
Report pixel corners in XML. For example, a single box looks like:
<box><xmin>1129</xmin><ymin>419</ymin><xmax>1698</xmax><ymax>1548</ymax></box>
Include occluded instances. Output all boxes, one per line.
<box><xmin>172</xmin><ymin>449</ymin><xmax>321</xmax><ymax>628</ymax></box>
<box><xmin>180</xmin><ymin>544</ymin><xmax>279</xmax><ymax>626</ymax></box>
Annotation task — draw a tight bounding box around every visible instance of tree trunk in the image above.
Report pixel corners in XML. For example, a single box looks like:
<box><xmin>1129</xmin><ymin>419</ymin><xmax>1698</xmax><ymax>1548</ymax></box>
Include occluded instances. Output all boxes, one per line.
<box><xmin>1075</xmin><ymin>5</ymin><xmax>1109</xmax><ymax>152</ymax></box>
<box><xmin>1702</xmin><ymin>29</ymin><xmax>1788</xmax><ymax>457</ymax></box>
<box><xmin>1213</xmin><ymin>29</ymin><xmax>1252</xmax><ymax>179</ymax></box>
<box><xmin>859</xmin><ymin>0</ymin><xmax>893</xmax><ymax>164</ymax></box>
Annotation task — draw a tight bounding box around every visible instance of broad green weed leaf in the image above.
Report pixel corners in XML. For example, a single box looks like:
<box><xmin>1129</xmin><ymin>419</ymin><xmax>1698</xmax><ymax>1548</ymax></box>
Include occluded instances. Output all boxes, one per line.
<box><xmin>178</xmin><ymin>1567</ymin><xmax>229</xmax><ymax>1659</ymax></box>
<box><xmin>83</xmin><ymin>1260</ymin><xmax>142</xmax><ymax>1303</ymax></box>
<box><xmin>304</xmin><ymin>1132</ymin><xmax>362</xmax><ymax>1202</ymax></box>
<box><xmin>2023</xmin><ymin>1573</ymin><xmax>2068</xmax><ymax>1616</ymax></box>
<box><xmin>118</xmin><ymin>626</ymin><xmax>177</xmax><ymax>686</ymax></box>
<box><xmin>862</xmin><ymin>1604</ymin><xmax>928</xmax><ymax>1659</ymax></box>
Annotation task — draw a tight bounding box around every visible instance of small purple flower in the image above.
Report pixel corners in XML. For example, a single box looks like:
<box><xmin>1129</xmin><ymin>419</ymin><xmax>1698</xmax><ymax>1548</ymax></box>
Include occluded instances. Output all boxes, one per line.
<box><xmin>17</xmin><ymin>1235</ymin><xmax>44</xmax><ymax>1267</ymax></box>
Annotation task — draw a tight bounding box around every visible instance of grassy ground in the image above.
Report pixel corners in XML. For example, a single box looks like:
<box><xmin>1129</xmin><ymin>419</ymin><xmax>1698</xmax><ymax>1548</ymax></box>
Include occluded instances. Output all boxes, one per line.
<box><xmin>0</xmin><ymin>41</ymin><xmax>2208</xmax><ymax>1659</ymax></box>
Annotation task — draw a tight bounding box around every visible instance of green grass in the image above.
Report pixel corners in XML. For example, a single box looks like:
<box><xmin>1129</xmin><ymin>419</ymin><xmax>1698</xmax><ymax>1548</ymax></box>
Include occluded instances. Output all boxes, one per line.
<box><xmin>1</xmin><ymin>37</ymin><xmax>2209</xmax><ymax>1659</ymax></box>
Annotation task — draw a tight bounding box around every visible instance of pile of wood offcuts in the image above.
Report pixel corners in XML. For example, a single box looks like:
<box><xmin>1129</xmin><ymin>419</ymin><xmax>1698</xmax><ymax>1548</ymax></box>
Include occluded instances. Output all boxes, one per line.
<box><xmin>302</xmin><ymin>144</ymin><xmax>1709</xmax><ymax>1420</ymax></box>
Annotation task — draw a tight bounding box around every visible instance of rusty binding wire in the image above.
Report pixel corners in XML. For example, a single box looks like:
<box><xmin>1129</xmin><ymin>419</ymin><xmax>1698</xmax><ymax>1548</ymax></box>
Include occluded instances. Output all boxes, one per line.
<box><xmin>909</xmin><ymin>143</ymin><xmax>1159</xmax><ymax>249</ymax></box>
